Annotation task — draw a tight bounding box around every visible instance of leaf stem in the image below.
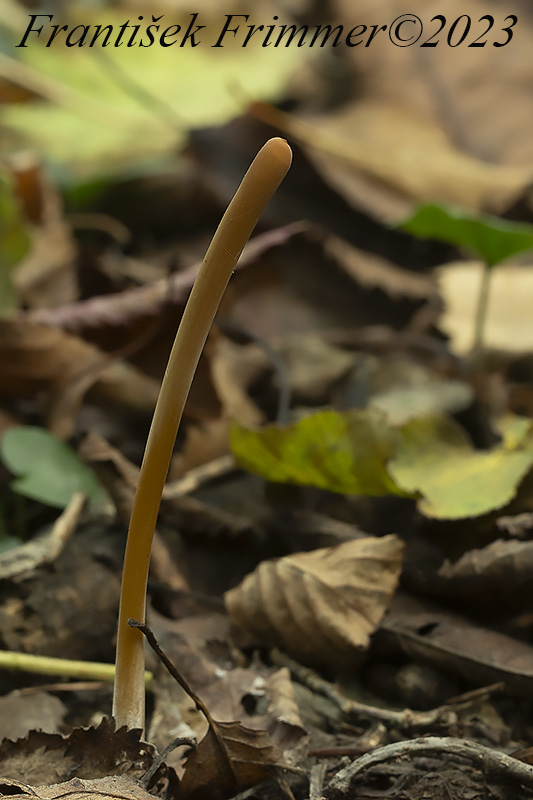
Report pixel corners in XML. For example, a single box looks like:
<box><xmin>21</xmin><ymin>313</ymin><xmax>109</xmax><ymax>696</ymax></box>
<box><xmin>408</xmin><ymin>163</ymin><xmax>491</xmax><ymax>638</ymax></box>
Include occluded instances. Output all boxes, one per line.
<box><xmin>112</xmin><ymin>138</ymin><xmax>292</xmax><ymax>731</ymax></box>
<box><xmin>471</xmin><ymin>260</ymin><xmax>491</xmax><ymax>363</ymax></box>
<box><xmin>0</xmin><ymin>649</ymin><xmax>152</xmax><ymax>688</ymax></box>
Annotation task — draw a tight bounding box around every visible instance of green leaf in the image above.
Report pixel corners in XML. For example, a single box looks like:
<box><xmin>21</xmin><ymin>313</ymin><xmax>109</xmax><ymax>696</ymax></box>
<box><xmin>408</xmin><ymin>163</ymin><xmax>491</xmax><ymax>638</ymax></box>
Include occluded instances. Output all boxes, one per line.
<box><xmin>389</xmin><ymin>415</ymin><xmax>533</xmax><ymax>519</ymax></box>
<box><xmin>233</xmin><ymin>408</ymin><xmax>533</xmax><ymax>520</ymax></box>
<box><xmin>398</xmin><ymin>203</ymin><xmax>533</xmax><ymax>267</ymax></box>
<box><xmin>231</xmin><ymin>409</ymin><xmax>407</xmax><ymax>497</ymax></box>
<box><xmin>0</xmin><ymin>426</ymin><xmax>106</xmax><ymax>509</ymax></box>
<box><xmin>0</xmin><ymin>174</ymin><xmax>30</xmax><ymax>313</ymax></box>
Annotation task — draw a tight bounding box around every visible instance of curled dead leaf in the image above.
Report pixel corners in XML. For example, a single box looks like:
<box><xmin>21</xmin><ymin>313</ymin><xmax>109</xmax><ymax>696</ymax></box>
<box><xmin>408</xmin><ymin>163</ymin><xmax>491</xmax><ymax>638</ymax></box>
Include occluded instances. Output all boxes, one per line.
<box><xmin>264</xmin><ymin>667</ymin><xmax>308</xmax><ymax>763</ymax></box>
<box><xmin>225</xmin><ymin>535</ymin><xmax>405</xmax><ymax>668</ymax></box>
<box><xmin>179</xmin><ymin>720</ymin><xmax>287</xmax><ymax>800</ymax></box>
<box><xmin>0</xmin><ymin>718</ymin><xmax>154</xmax><ymax>785</ymax></box>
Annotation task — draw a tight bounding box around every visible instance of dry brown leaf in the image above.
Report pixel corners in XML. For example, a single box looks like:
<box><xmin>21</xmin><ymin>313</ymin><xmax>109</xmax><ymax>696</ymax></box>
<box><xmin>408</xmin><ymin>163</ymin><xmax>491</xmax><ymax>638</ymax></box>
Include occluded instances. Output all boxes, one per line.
<box><xmin>323</xmin><ymin>232</ymin><xmax>436</xmax><ymax>303</ymax></box>
<box><xmin>301</xmin><ymin>101</ymin><xmax>528</xmax><ymax>218</ymax></box>
<box><xmin>379</xmin><ymin>592</ymin><xmax>533</xmax><ymax>696</ymax></box>
<box><xmin>0</xmin><ymin>319</ymin><xmax>159</xmax><ymax>429</ymax></box>
<box><xmin>79</xmin><ymin>434</ymin><xmax>190</xmax><ymax>594</ymax></box>
<box><xmin>210</xmin><ymin>336</ymin><xmax>270</xmax><ymax>427</ymax></box>
<box><xmin>438</xmin><ymin>538</ymin><xmax>533</xmax><ymax>601</ymax></box>
<box><xmin>179</xmin><ymin>720</ymin><xmax>286</xmax><ymax>800</ymax></box>
<box><xmin>277</xmin><ymin>333</ymin><xmax>356</xmax><ymax>405</ymax></box>
<box><xmin>338</xmin><ymin>0</ymin><xmax>533</xmax><ymax>168</ymax></box>
<box><xmin>170</xmin><ymin>417</ymin><xmax>231</xmax><ymax>479</ymax></box>
<box><xmin>9</xmin><ymin>153</ymin><xmax>78</xmax><ymax>309</ymax></box>
<box><xmin>148</xmin><ymin>612</ymin><xmax>307</xmax><ymax>746</ymax></box>
<box><xmin>264</xmin><ymin>667</ymin><xmax>308</xmax><ymax>764</ymax></box>
<box><xmin>79</xmin><ymin>431</ymin><xmax>139</xmax><ymax>522</ymax></box>
<box><xmin>0</xmin><ymin>319</ymin><xmax>101</xmax><ymax>397</ymax></box>
<box><xmin>0</xmin><ymin>691</ymin><xmax>66</xmax><ymax>742</ymax></box>
<box><xmin>310</xmin><ymin>0</ymin><xmax>533</xmax><ymax>217</ymax></box>
<box><xmin>251</xmin><ymin>0</ymin><xmax>533</xmax><ymax>220</ymax></box>
<box><xmin>210</xmin><ymin>333</ymin><xmax>359</xmax><ymax>425</ymax></box>
<box><xmin>0</xmin><ymin>718</ymin><xmax>154</xmax><ymax>785</ymax></box>
<box><xmin>225</xmin><ymin>535</ymin><xmax>405</xmax><ymax>668</ymax></box>
<box><xmin>142</xmin><ymin>615</ymin><xmax>300</xmax><ymax>797</ymax></box>
<box><xmin>0</xmin><ymin>776</ymin><xmax>157</xmax><ymax>800</ymax></box>
<box><xmin>255</xmin><ymin>98</ymin><xmax>528</xmax><ymax>223</ymax></box>
<box><xmin>191</xmin><ymin>665</ymin><xmax>308</xmax><ymax>763</ymax></box>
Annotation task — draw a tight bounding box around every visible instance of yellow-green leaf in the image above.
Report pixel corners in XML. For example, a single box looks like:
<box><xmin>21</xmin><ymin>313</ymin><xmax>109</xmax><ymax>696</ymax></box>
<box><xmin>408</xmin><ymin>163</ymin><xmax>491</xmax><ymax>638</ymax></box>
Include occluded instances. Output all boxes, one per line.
<box><xmin>390</xmin><ymin>415</ymin><xmax>533</xmax><ymax>519</ymax></box>
<box><xmin>2</xmin><ymin>13</ymin><xmax>302</xmax><ymax>179</ymax></box>
<box><xmin>231</xmin><ymin>408</ymin><xmax>406</xmax><ymax>497</ymax></box>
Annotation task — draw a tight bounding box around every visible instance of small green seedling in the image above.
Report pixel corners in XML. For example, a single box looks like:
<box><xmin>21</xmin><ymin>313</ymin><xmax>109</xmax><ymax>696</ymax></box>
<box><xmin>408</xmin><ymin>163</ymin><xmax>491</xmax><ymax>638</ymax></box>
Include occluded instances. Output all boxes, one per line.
<box><xmin>112</xmin><ymin>138</ymin><xmax>292</xmax><ymax>731</ymax></box>
<box><xmin>399</xmin><ymin>202</ymin><xmax>533</xmax><ymax>360</ymax></box>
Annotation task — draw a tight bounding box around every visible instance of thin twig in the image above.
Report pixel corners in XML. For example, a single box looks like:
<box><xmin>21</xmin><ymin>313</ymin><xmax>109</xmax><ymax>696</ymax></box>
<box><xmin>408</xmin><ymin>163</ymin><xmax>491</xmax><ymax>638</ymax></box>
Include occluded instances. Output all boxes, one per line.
<box><xmin>141</xmin><ymin>736</ymin><xmax>196</xmax><ymax>788</ymax></box>
<box><xmin>270</xmin><ymin>650</ymin><xmax>457</xmax><ymax>734</ymax></box>
<box><xmin>28</xmin><ymin>223</ymin><xmax>307</xmax><ymax>331</ymax></box>
<box><xmin>128</xmin><ymin>621</ymin><xmax>213</xmax><ymax>723</ymax></box>
<box><xmin>326</xmin><ymin>736</ymin><xmax>533</xmax><ymax>795</ymax></box>
<box><xmin>163</xmin><ymin>454</ymin><xmax>237</xmax><ymax>499</ymax></box>
<box><xmin>129</xmin><ymin>619</ymin><xmax>238</xmax><ymax>787</ymax></box>
<box><xmin>309</xmin><ymin>763</ymin><xmax>327</xmax><ymax>800</ymax></box>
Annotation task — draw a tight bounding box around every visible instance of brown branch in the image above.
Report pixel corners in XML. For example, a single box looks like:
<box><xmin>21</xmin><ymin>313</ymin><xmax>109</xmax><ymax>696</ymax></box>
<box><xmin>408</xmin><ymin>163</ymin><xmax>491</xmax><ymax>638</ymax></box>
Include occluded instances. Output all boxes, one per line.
<box><xmin>326</xmin><ymin>736</ymin><xmax>533</xmax><ymax>796</ymax></box>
